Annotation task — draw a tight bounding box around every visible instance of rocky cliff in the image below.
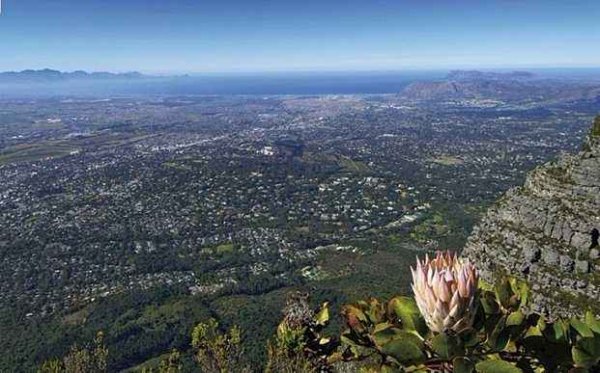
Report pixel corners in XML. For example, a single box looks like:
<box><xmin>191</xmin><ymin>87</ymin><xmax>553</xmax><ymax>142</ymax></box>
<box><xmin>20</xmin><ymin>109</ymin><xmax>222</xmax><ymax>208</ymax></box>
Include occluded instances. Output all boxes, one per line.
<box><xmin>463</xmin><ymin>116</ymin><xmax>600</xmax><ymax>317</ymax></box>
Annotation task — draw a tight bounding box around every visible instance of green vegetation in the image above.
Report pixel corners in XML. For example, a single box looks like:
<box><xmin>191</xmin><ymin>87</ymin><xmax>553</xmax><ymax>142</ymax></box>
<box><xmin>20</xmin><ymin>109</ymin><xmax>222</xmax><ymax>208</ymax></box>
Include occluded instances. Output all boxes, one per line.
<box><xmin>337</xmin><ymin>156</ymin><xmax>371</xmax><ymax>174</ymax></box>
<box><xmin>191</xmin><ymin>319</ymin><xmax>249</xmax><ymax>372</ymax></box>
<box><xmin>215</xmin><ymin>243</ymin><xmax>235</xmax><ymax>254</ymax></box>
<box><xmin>38</xmin><ymin>332</ymin><xmax>108</xmax><ymax>373</ymax></box>
<box><xmin>0</xmin><ymin>231</ymin><xmax>470</xmax><ymax>372</ymax></box>
<box><xmin>410</xmin><ymin>212</ymin><xmax>450</xmax><ymax>242</ymax></box>
<box><xmin>408</xmin><ymin>204</ymin><xmax>477</xmax><ymax>249</ymax></box>
<box><xmin>41</xmin><ymin>275</ymin><xmax>600</xmax><ymax>372</ymax></box>
<box><xmin>2</xmin><ymin>238</ymin><xmax>416</xmax><ymax>371</ymax></box>
<box><xmin>591</xmin><ymin>116</ymin><xmax>600</xmax><ymax>138</ymax></box>
<box><xmin>0</xmin><ymin>142</ymin><xmax>78</xmax><ymax>164</ymax></box>
<box><xmin>336</xmin><ymin>276</ymin><xmax>600</xmax><ymax>372</ymax></box>
<box><xmin>430</xmin><ymin>155</ymin><xmax>464</xmax><ymax>166</ymax></box>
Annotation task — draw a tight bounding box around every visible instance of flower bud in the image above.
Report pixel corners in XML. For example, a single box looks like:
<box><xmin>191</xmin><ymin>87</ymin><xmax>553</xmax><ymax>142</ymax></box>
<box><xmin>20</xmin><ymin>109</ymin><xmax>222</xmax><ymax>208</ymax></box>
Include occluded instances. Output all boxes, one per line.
<box><xmin>411</xmin><ymin>251</ymin><xmax>478</xmax><ymax>333</ymax></box>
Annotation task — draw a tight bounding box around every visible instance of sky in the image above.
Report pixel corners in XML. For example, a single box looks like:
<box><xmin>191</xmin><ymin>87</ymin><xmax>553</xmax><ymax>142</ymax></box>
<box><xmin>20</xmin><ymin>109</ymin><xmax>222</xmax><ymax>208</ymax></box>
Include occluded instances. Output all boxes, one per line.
<box><xmin>0</xmin><ymin>0</ymin><xmax>599</xmax><ymax>73</ymax></box>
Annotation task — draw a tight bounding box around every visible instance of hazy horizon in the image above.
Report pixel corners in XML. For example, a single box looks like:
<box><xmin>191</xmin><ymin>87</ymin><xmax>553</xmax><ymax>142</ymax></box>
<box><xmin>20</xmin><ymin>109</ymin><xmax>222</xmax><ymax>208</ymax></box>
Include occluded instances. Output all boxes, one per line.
<box><xmin>2</xmin><ymin>64</ymin><xmax>599</xmax><ymax>79</ymax></box>
<box><xmin>3</xmin><ymin>66</ymin><xmax>600</xmax><ymax>77</ymax></box>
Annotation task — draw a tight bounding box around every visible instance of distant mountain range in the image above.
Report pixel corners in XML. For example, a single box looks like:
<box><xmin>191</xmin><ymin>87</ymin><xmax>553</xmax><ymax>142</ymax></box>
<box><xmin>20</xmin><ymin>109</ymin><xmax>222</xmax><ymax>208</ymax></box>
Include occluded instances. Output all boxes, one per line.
<box><xmin>0</xmin><ymin>69</ymin><xmax>147</xmax><ymax>83</ymax></box>
<box><xmin>445</xmin><ymin>70</ymin><xmax>535</xmax><ymax>81</ymax></box>
<box><xmin>401</xmin><ymin>70</ymin><xmax>600</xmax><ymax>102</ymax></box>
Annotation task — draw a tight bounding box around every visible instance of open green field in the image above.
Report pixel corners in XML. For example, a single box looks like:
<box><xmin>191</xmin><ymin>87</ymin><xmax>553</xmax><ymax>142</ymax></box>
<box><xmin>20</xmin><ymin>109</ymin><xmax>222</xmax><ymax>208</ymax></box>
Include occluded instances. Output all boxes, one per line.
<box><xmin>0</xmin><ymin>142</ymin><xmax>78</xmax><ymax>164</ymax></box>
<box><xmin>429</xmin><ymin>155</ymin><xmax>464</xmax><ymax>166</ymax></box>
<box><xmin>0</xmin><ymin>133</ymin><xmax>158</xmax><ymax>165</ymax></box>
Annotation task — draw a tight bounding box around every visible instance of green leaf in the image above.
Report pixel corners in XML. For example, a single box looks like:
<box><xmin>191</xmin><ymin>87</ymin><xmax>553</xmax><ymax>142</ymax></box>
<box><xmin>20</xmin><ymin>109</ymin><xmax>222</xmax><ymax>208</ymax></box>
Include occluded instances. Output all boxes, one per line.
<box><xmin>371</xmin><ymin>323</ymin><xmax>397</xmax><ymax>345</ymax></box>
<box><xmin>388</xmin><ymin>296</ymin><xmax>428</xmax><ymax>337</ymax></box>
<box><xmin>380</xmin><ymin>364</ymin><xmax>400</xmax><ymax>373</ymax></box>
<box><xmin>364</xmin><ymin>298</ymin><xmax>385</xmax><ymax>324</ymax></box>
<box><xmin>493</xmin><ymin>328</ymin><xmax>511</xmax><ymax>351</ymax></box>
<box><xmin>585</xmin><ymin>311</ymin><xmax>600</xmax><ymax>334</ymax></box>
<box><xmin>382</xmin><ymin>362</ymin><xmax>412</xmax><ymax>373</ymax></box>
<box><xmin>522</xmin><ymin>333</ymin><xmax>573</xmax><ymax>367</ymax></box>
<box><xmin>571</xmin><ymin>318</ymin><xmax>595</xmax><ymax>338</ymax></box>
<box><xmin>494</xmin><ymin>277</ymin><xmax>529</xmax><ymax>311</ymax></box>
<box><xmin>506</xmin><ymin>311</ymin><xmax>525</xmax><ymax>327</ymax></box>
<box><xmin>340</xmin><ymin>334</ymin><xmax>362</xmax><ymax>348</ymax></box>
<box><xmin>523</xmin><ymin>325</ymin><xmax>542</xmax><ymax>338</ymax></box>
<box><xmin>536</xmin><ymin>315</ymin><xmax>547</xmax><ymax>329</ymax></box>
<box><xmin>431</xmin><ymin>333</ymin><xmax>464</xmax><ymax>359</ymax></box>
<box><xmin>555</xmin><ymin>320</ymin><xmax>568</xmax><ymax>340</ymax></box>
<box><xmin>478</xmin><ymin>279</ymin><xmax>495</xmax><ymax>292</ymax></box>
<box><xmin>380</xmin><ymin>338</ymin><xmax>425</xmax><ymax>365</ymax></box>
<box><xmin>344</xmin><ymin>305</ymin><xmax>368</xmax><ymax>322</ymax></box>
<box><xmin>543</xmin><ymin>320</ymin><xmax>567</xmax><ymax>343</ymax></box>
<box><xmin>318</xmin><ymin>337</ymin><xmax>331</xmax><ymax>345</ymax></box>
<box><xmin>453</xmin><ymin>357</ymin><xmax>475</xmax><ymax>373</ymax></box>
<box><xmin>495</xmin><ymin>278</ymin><xmax>515</xmax><ymax>310</ymax></box>
<box><xmin>487</xmin><ymin>316</ymin><xmax>510</xmax><ymax>351</ymax></box>
<box><xmin>372</xmin><ymin>327</ymin><xmax>423</xmax><ymax>349</ymax></box>
<box><xmin>373</xmin><ymin>322</ymin><xmax>393</xmax><ymax>333</ymax></box>
<box><xmin>315</xmin><ymin>302</ymin><xmax>330</xmax><ymax>326</ymax></box>
<box><xmin>472</xmin><ymin>303</ymin><xmax>487</xmax><ymax>331</ymax></box>
<box><xmin>343</xmin><ymin>305</ymin><xmax>369</xmax><ymax>333</ymax></box>
<box><xmin>475</xmin><ymin>359</ymin><xmax>522</xmax><ymax>373</ymax></box>
<box><xmin>572</xmin><ymin>337</ymin><xmax>600</xmax><ymax>368</ymax></box>
<box><xmin>508</xmin><ymin>277</ymin><xmax>529</xmax><ymax>308</ymax></box>
<box><xmin>460</xmin><ymin>329</ymin><xmax>480</xmax><ymax>348</ymax></box>
<box><xmin>480</xmin><ymin>291</ymin><xmax>500</xmax><ymax>315</ymax></box>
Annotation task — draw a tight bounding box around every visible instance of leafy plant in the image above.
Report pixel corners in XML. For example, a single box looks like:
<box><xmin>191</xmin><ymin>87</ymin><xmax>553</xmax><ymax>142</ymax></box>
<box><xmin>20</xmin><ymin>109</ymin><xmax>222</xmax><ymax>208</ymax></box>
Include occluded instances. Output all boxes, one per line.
<box><xmin>266</xmin><ymin>292</ymin><xmax>338</xmax><ymax>373</ymax></box>
<box><xmin>38</xmin><ymin>331</ymin><xmax>108</xmax><ymax>373</ymax></box>
<box><xmin>337</xmin><ymin>252</ymin><xmax>600</xmax><ymax>372</ymax></box>
<box><xmin>191</xmin><ymin>318</ymin><xmax>250</xmax><ymax>373</ymax></box>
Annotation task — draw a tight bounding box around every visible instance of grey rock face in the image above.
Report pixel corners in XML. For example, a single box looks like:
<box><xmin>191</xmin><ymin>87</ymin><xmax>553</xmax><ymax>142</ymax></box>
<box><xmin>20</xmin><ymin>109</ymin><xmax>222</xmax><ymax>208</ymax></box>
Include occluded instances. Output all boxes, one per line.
<box><xmin>560</xmin><ymin>255</ymin><xmax>575</xmax><ymax>272</ymax></box>
<box><xmin>542</xmin><ymin>249</ymin><xmax>560</xmax><ymax>266</ymax></box>
<box><xmin>523</xmin><ymin>246</ymin><xmax>541</xmax><ymax>263</ymax></box>
<box><xmin>463</xmin><ymin>118</ymin><xmax>600</xmax><ymax>317</ymax></box>
<box><xmin>575</xmin><ymin>260</ymin><xmax>591</xmax><ymax>274</ymax></box>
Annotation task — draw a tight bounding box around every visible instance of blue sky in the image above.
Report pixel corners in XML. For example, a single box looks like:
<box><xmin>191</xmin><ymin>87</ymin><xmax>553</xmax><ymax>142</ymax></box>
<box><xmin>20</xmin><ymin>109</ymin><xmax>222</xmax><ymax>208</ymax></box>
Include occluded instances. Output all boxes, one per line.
<box><xmin>0</xmin><ymin>0</ymin><xmax>599</xmax><ymax>73</ymax></box>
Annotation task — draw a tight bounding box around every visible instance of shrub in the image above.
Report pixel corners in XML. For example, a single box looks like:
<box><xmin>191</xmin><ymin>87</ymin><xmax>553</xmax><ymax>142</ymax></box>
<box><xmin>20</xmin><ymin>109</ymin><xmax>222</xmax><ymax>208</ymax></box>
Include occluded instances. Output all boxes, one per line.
<box><xmin>265</xmin><ymin>292</ymin><xmax>338</xmax><ymax>373</ymax></box>
<box><xmin>191</xmin><ymin>319</ymin><xmax>250</xmax><ymax>373</ymax></box>
<box><xmin>38</xmin><ymin>332</ymin><xmax>108</xmax><ymax>373</ymax></box>
<box><xmin>337</xmin><ymin>251</ymin><xmax>600</xmax><ymax>372</ymax></box>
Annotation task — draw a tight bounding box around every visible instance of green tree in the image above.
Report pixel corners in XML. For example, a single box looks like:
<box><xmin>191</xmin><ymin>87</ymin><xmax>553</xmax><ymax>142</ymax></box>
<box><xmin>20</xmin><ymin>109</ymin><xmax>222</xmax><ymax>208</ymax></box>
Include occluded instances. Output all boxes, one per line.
<box><xmin>38</xmin><ymin>331</ymin><xmax>108</xmax><ymax>373</ymax></box>
<box><xmin>191</xmin><ymin>318</ymin><xmax>250</xmax><ymax>373</ymax></box>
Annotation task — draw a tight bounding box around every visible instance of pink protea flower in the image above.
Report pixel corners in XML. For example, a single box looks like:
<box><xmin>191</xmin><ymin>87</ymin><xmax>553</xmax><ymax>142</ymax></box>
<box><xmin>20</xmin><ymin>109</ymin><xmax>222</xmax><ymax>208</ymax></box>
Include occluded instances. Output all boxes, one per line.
<box><xmin>411</xmin><ymin>251</ymin><xmax>478</xmax><ymax>334</ymax></box>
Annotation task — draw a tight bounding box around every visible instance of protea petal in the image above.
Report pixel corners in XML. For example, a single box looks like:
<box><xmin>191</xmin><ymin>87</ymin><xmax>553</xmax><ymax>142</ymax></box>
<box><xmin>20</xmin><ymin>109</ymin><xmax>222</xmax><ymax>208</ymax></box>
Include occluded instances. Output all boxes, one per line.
<box><xmin>411</xmin><ymin>251</ymin><xmax>478</xmax><ymax>334</ymax></box>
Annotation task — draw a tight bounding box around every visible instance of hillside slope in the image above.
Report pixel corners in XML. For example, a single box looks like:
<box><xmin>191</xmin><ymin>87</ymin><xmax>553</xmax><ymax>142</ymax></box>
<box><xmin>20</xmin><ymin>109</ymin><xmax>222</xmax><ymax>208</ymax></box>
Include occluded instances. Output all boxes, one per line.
<box><xmin>463</xmin><ymin>116</ymin><xmax>600</xmax><ymax>317</ymax></box>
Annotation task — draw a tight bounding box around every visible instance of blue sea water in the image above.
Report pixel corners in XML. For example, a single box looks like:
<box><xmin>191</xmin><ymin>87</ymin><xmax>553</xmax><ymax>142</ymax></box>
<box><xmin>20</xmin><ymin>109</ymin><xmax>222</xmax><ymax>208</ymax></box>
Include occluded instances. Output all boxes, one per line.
<box><xmin>2</xmin><ymin>68</ymin><xmax>600</xmax><ymax>98</ymax></box>
<box><xmin>144</xmin><ymin>71</ymin><xmax>447</xmax><ymax>95</ymax></box>
<box><xmin>0</xmin><ymin>71</ymin><xmax>447</xmax><ymax>97</ymax></box>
